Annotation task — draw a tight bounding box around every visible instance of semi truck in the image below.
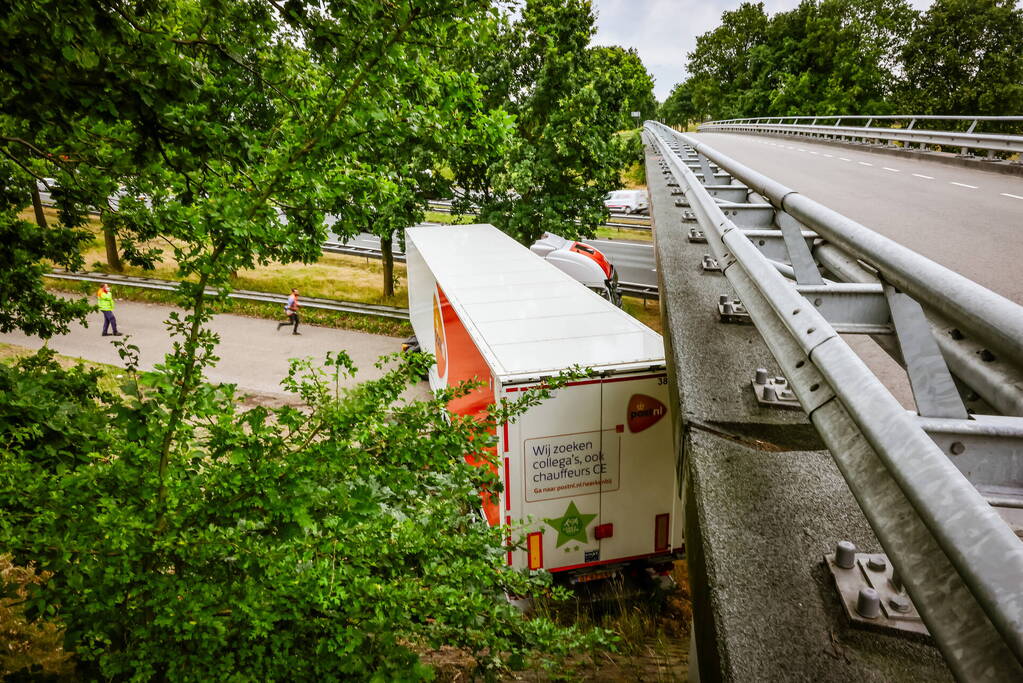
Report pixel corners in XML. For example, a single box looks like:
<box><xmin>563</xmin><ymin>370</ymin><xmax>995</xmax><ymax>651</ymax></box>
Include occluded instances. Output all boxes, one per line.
<box><xmin>529</xmin><ymin>232</ymin><xmax>622</xmax><ymax>306</ymax></box>
<box><xmin>405</xmin><ymin>223</ymin><xmax>683</xmax><ymax>576</ymax></box>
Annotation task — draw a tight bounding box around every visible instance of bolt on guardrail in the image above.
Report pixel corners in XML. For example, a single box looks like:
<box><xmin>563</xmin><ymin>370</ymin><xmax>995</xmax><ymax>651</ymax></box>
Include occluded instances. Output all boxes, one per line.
<box><xmin>646</xmin><ymin>120</ymin><xmax>1023</xmax><ymax>680</ymax></box>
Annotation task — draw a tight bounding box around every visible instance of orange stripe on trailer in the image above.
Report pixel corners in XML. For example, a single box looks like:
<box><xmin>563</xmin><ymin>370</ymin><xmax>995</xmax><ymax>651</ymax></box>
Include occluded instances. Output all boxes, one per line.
<box><xmin>436</xmin><ymin>284</ymin><xmax>499</xmax><ymax>526</ymax></box>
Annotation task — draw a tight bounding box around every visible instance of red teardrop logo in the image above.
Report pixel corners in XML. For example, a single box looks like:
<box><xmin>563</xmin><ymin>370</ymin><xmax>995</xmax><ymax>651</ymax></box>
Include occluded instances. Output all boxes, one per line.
<box><xmin>627</xmin><ymin>394</ymin><xmax>666</xmax><ymax>433</ymax></box>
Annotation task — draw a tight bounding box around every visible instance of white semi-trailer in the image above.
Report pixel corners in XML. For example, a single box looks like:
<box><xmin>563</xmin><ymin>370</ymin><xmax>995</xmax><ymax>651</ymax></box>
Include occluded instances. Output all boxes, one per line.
<box><xmin>405</xmin><ymin>224</ymin><xmax>682</xmax><ymax>576</ymax></box>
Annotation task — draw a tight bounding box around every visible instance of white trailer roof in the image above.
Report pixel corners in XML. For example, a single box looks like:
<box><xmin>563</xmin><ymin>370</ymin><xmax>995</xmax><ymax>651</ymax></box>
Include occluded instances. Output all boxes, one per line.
<box><xmin>406</xmin><ymin>224</ymin><xmax>665</xmax><ymax>381</ymax></box>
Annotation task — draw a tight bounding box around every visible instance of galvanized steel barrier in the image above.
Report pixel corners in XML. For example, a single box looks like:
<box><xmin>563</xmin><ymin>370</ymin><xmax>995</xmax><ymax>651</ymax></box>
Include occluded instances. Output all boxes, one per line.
<box><xmin>698</xmin><ymin>115</ymin><xmax>1023</xmax><ymax>158</ymax></box>
<box><xmin>645</xmin><ymin>120</ymin><xmax>1023</xmax><ymax>680</ymax></box>
<box><xmin>46</xmin><ymin>270</ymin><xmax>410</xmax><ymax>320</ymax></box>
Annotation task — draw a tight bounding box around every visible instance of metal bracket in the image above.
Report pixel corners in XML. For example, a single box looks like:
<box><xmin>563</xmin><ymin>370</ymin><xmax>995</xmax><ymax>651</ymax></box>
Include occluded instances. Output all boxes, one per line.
<box><xmin>885</xmin><ymin>284</ymin><xmax>969</xmax><ymax>419</ymax></box>
<box><xmin>915</xmin><ymin>414</ymin><xmax>1023</xmax><ymax>503</ymax></box>
<box><xmin>717</xmin><ymin>295</ymin><xmax>751</xmax><ymax>324</ymax></box>
<box><xmin>796</xmin><ymin>284</ymin><xmax>893</xmax><ymax>335</ymax></box>
<box><xmin>687</xmin><ymin>227</ymin><xmax>705</xmax><ymax>242</ymax></box>
<box><xmin>826</xmin><ymin>544</ymin><xmax>929</xmax><ymax>638</ymax></box>
<box><xmin>777</xmin><ymin>212</ymin><xmax>824</xmax><ymax>285</ymax></box>
<box><xmin>744</xmin><ymin>229</ymin><xmax>815</xmax><ymax>262</ymax></box>
<box><xmin>752</xmin><ymin>369</ymin><xmax>801</xmax><ymax>409</ymax></box>
<box><xmin>702</xmin><ymin>254</ymin><xmax>721</xmax><ymax>272</ymax></box>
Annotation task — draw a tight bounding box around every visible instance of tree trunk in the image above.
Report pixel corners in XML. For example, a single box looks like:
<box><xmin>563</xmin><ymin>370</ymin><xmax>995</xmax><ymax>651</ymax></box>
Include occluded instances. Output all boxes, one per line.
<box><xmin>381</xmin><ymin>234</ymin><xmax>395</xmax><ymax>298</ymax></box>
<box><xmin>30</xmin><ymin>185</ymin><xmax>47</xmax><ymax>228</ymax></box>
<box><xmin>103</xmin><ymin>224</ymin><xmax>123</xmax><ymax>272</ymax></box>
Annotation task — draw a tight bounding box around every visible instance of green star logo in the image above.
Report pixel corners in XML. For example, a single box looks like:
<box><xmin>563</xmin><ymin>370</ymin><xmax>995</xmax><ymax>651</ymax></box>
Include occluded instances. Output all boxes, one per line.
<box><xmin>544</xmin><ymin>501</ymin><xmax>597</xmax><ymax>548</ymax></box>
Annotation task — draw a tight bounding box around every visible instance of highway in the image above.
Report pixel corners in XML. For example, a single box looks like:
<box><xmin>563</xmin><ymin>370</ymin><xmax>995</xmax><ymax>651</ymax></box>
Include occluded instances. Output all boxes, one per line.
<box><xmin>328</xmin><ymin>228</ymin><xmax>660</xmax><ymax>288</ymax></box>
<box><xmin>691</xmin><ymin>132</ymin><xmax>1023</xmax><ymax>306</ymax></box>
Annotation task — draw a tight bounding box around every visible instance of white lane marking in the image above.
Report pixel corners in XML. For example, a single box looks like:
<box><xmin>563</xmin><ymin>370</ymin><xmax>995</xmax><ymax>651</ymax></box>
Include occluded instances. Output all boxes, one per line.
<box><xmin>950</xmin><ymin>181</ymin><xmax>978</xmax><ymax>189</ymax></box>
<box><xmin>912</xmin><ymin>173</ymin><xmax>934</xmax><ymax>179</ymax></box>
<box><xmin>882</xmin><ymin>167</ymin><xmax>900</xmax><ymax>172</ymax></box>
<box><xmin>650</xmin><ymin>268</ymin><xmax>658</xmax><ymax>272</ymax></box>
<box><xmin>858</xmin><ymin>161</ymin><xmax>873</xmax><ymax>166</ymax></box>
<box><xmin>1001</xmin><ymin>193</ymin><xmax>1023</xmax><ymax>200</ymax></box>
<box><xmin>839</xmin><ymin>157</ymin><xmax>851</xmax><ymax>161</ymax></box>
<box><xmin>809</xmin><ymin>151</ymin><xmax>820</xmax><ymax>155</ymax></box>
<box><xmin>797</xmin><ymin>148</ymin><xmax>807</xmax><ymax>152</ymax></box>
<box><xmin>823</xmin><ymin>154</ymin><xmax>834</xmax><ymax>158</ymax></box>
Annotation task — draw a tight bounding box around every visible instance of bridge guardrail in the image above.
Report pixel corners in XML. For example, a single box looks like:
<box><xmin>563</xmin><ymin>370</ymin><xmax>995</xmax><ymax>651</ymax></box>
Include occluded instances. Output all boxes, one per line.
<box><xmin>646</xmin><ymin>120</ymin><xmax>1023</xmax><ymax>680</ymax></box>
<box><xmin>698</xmin><ymin>115</ymin><xmax>1023</xmax><ymax>158</ymax></box>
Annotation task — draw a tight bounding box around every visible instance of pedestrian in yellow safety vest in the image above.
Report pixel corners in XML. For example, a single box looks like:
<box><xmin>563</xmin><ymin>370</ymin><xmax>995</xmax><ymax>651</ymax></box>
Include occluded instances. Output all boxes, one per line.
<box><xmin>97</xmin><ymin>284</ymin><xmax>122</xmax><ymax>336</ymax></box>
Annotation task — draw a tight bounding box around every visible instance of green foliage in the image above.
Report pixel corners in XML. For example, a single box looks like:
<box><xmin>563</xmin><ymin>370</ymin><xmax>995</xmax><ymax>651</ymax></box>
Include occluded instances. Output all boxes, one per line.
<box><xmin>449</xmin><ymin>0</ymin><xmax>633</xmax><ymax>245</ymax></box>
<box><xmin>0</xmin><ymin>349</ymin><xmax>610</xmax><ymax>679</ymax></box>
<box><xmin>589</xmin><ymin>46</ymin><xmax>658</xmax><ymax>126</ymax></box>
<box><xmin>681</xmin><ymin>0</ymin><xmax>915</xmax><ymax>119</ymax></box>
<box><xmin>899</xmin><ymin>0</ymin><xmax>1023</xmax><ymax>116</ymax></box>
<box><xmin>0</xmin><ymin>165</ymin><xmax>93</xmax><ymax>338</ymax></box>
<box><xmin>0</xmin><ymin>347</ymin><xmax>117</xmax><ymax>473</ymax></box>
<box><xmin>658</xmin><ymin>80</ymin><xmax>698</xmax><ymax>128</ymax></box>
<box><xmin>0</xmin><ymin>1</ymin><xmax>616</xmax><ymax>677</ymax></box>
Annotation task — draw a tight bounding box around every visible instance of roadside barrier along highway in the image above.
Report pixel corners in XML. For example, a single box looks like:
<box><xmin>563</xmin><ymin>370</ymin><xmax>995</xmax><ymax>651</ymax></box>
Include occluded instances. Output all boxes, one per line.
<box><xmin>698</xmin><ymin>115</ymin><xmax>1023</xmax><ymax>160</ymax></box>
<box><xmin>646</xmin><ymin>120</ymin><xmax>1023</xmax><ymax>680</ymax></box>
<box><xmin>426</xmin><ymin>200</ymin><xmax>652</xmax><ymax>230</ymax></box>
<box><xmin>45</xmin><ymin>270</ymin><xmax>410</xmax><ymax>320</ymax></box>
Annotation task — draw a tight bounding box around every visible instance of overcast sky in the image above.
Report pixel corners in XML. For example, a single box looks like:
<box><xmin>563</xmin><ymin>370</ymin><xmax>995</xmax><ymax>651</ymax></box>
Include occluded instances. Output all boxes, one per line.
<box><xmin>591</xmin><ymin>0</ymin><xmax>936</xmax><ymax>101</ymax></box>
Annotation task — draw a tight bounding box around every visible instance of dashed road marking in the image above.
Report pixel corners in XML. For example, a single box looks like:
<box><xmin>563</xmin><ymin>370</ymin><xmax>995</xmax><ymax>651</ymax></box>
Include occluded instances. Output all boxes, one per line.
<box><xmin>809</xmin><ymin>151</ymin><xmax>820</xmax><ymax>155</ymax></box>
<box><xmin>882</xmin><ymin>167</ymin><xmax>900</xmax><ymax>172</ymax></box>
<box><xmin>1001</xmin><ymin>193</ymin><xmax>1023</xmax><ymax>200</ymax></box>
<box><xmin>950</xmin><ymin>182</ymin><xmax>978</xmax><ymax>189</ymax></box>
<box><xmin>912</xmin><ymin>173</ymin><xmax>934</xmax><ymax>179</ymax></box>
<box><xmin>858</xmin><ymin>161</ymin><xmax>873</xmax><ymax>166</ymax></box>
<box><xmin>839</xmin><ymin>157</ymin><xmax>851</xmax><ymax>161</ymax></box>
<box><xmin>823</xmin><ymin>154</ymin><xmax>834</xmax><ymax>158</ymax></box>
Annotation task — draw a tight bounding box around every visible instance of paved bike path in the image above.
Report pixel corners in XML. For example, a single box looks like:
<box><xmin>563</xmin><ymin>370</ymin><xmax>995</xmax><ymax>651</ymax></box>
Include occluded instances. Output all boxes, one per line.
<box><xmin>1</xmin><ymin>297</ymin><xmax>431</xmax><ymax>401</ymax></box>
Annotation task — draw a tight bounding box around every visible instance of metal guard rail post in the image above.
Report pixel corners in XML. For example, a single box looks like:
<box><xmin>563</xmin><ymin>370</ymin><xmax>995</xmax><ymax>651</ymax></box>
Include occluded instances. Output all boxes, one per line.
<box><xmin>645</xmin><ymin>121</ymin><xmax>1023</xmax><ymax>680</ymax></box>
<box><xmin>698</xmin><ymin>115</ymin><xmax>1023</xmax><ymax>157</ymax></box>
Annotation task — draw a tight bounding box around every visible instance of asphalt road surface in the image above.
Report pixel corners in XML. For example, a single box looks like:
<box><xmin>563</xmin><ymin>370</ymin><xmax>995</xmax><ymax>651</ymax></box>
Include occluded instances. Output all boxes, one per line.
<box><xmin>329</xmin><ymin>229</ymin><xmax>660</xmax><ymax>288</ymax></box>
<box><xmin>583</xmin><ymin>238</ymin><xmax>657</xmax><ymax>286</ymax></box>
<box><xmin>1</xmin><ymin>297</ymin><xmax>430</xmax><ymax>402</ymax></box>
<box><xmin>691</xmin><ymin>132</ymin><xmax>1023</xmax><ymax>306</ymax></box>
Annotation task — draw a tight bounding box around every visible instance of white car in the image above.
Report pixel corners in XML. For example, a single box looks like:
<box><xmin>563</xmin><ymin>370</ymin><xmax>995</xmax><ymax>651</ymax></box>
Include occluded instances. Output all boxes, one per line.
<box><xmin>603</xmin><ymin>189</ymin><xmax>649</xmax><ymax>215</ymax></box>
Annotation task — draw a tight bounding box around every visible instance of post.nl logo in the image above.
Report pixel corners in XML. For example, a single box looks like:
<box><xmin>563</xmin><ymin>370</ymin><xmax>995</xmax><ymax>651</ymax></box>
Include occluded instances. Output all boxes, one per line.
<box><xmin>627</xmin><ymin>394</ymin><xmax>666</xmax><ymax>433</ymax></box>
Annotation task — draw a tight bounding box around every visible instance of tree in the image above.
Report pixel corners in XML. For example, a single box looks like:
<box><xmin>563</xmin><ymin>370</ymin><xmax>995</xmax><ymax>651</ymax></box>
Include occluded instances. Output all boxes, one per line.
<box><xmin>589</xmin><ymin>45</ymin><xmax>658</xmax><ymax>126</ymax></box>
<box><xmin>684</xmin><ymin>0</ymin><xmax>915</xmax><ymax>119</ymax></box>
<box><xmin>659</xmin><ymin>79</ymin><xmax>698</xmax><ymax>127</ymax></box>
<box><xmin>899</xmin><ymin>0</ymin><xmax>1023</xmax><ymax>116</ymax></box>
<box><xmin>0</xmin><ymin>0</ymin><xmax>610</xmax><ymax>676</ymax></box>
<box><xmin>449</xmin><ymin>0</ymin><xmax>631</xmax><ymax>246</ymax></box>
<box><xmin>0</xmin><ymin>347</ymin><xmax>607</xmax><ymax>678</ymax></box>
<box><xmin>686</xmin><ymin>2</ymin><xmax>771</xmax><ymax>120</ymax></box>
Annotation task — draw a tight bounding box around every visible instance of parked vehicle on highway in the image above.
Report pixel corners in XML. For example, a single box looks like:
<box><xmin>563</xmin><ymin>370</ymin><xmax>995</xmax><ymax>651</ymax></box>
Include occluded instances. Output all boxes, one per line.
<box><xmin>405</xmin><ymin>224</ymin><xmax>682</xmax><ymax>579</ymax></box>
<box><xmin>529</xmin><ymin>231</ymin><xmax>621</xmax><ymax>306</ymax></box>
<box><xmin>603</xmin><ymin>189</ymin><xmax>649</xmax><ymax>215</ymax></box>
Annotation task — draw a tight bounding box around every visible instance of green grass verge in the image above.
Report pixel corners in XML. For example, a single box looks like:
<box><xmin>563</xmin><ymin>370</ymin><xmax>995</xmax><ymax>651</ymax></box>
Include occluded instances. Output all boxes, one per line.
<box><xmin>46</xmin><ymin>280</ymin><xmax>413</xmax><ymax>338</ymax></box>
<box><xmin>0</xmin><ymin>342</ymin><xmax>125</xmax><ymax>393</ymax></box>
<box><xmin>595</xmin><ymin>226</ymin><xmax>652</xmax><ymax>242</ymax></box>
